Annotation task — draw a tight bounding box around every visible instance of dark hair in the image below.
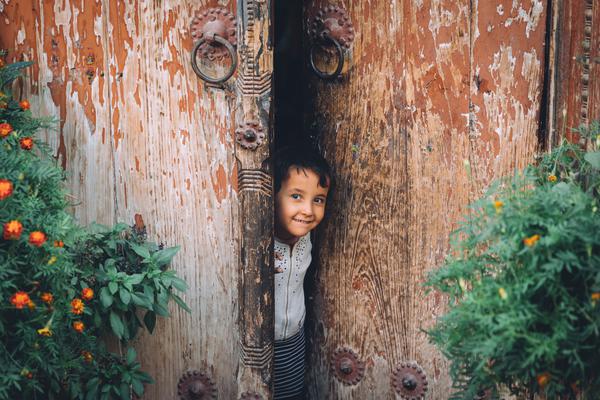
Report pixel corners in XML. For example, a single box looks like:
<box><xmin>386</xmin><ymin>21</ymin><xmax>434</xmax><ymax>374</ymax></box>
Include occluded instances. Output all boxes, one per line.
<box><xmin>273</xmin><ymin>146</ymin><xmax>332</xmax><ymax>194</ymax></box>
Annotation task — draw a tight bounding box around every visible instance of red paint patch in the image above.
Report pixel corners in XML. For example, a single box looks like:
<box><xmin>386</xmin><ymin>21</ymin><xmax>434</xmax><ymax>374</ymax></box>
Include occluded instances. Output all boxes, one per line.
<box><xmin>211</xmin><ymin>164</ymin><xmax>228</xmax><ymax>203</ymax></box>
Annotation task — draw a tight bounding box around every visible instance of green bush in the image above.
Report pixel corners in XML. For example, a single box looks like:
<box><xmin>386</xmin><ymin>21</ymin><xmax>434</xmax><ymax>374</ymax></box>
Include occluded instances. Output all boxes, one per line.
<box><xmin>427</xmin><ymin>123</ymin><xmax>600</xmax><ymax>399</ymax></box>
<box><xmin>0</xmin><ymin>60</ymin><xmax>189</xmax><ymax>399</ymax></box>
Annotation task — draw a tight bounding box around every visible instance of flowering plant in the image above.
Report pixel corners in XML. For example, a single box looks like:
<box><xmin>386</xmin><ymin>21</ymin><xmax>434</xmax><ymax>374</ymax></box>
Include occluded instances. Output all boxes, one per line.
<box><xmin>427</xmin><ymin>122</ymin><xmax>600</xmax><ymax>399</ymax></box>
<box><xmin>0</xmin><ymin>59</ymin><xmax>189</xmax><ymax>399</ymax></box>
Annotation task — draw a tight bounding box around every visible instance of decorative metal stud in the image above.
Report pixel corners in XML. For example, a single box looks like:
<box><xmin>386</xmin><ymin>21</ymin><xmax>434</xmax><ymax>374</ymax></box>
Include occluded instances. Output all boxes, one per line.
<box><xmin>240</xmin><ymin>392</ymin><xmax>262</xmax><ymax>400</ymax></box>
<box><xmin>309</xmin><ymin>6</ymin><xmax>355</xmax><ymax>50</ymax></box>
<box><xmin>330</xmin><ymin>347</ymin><xmax>365</xmax><ymax>385</ymax></box>
<box><xmin>391</xmin><ymin>362</ymin><xmax>428</xmax><ymax>399</ymax></box>
<box><xmin>190</xmin><ymin>7</ymin><xmax>237</xmax><ymax>62</ymax></box>
<box><xmin>474</xmin><ymin>388</ymin><xmax>492</xmax><ymax>400</ymax></box>
<box><xmin>235</xmin><ymin>121</ymin><xmax>265</xmax><ymax>150</ymax></box>
<box><xmin>177</xmin><ymin>370</ymin><xmax>217</xmax><ymax>400</ymax></box>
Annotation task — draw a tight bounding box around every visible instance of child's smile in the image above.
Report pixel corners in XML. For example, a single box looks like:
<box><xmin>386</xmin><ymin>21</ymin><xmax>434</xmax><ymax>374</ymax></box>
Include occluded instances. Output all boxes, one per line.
<box><xmin>275</xmin><ymin>167</ymin><xmax>329</xmax><ymax>244</ymax></box>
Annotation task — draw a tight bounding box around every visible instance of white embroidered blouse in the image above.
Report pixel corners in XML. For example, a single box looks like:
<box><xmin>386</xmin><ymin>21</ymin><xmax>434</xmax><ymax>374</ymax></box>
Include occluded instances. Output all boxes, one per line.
<box><xmin>274</xmin><ymin>233</ymin><xmax>312</xmax><ymax>341</ymax></box>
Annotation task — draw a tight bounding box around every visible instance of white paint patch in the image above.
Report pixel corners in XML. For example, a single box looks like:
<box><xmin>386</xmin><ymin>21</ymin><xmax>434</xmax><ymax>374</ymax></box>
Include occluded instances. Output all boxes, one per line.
<box><xmin>514</xmin><ymin>1</ymin><xmax>544</xmax><ymax>38</ymax></box>
<box><xmin>497</xmin><ymin>5</ymin><xmax>504</xmax><ymax>15</ymax></box>
<box><xmin>17</xmin><ymin>25</ymin><xmax>26</xmax><ymax>44</ymax></box>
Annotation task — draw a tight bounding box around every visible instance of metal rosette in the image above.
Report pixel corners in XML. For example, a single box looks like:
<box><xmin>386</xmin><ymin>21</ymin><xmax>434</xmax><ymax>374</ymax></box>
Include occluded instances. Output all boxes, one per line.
<box><xmin>309</xmin><ymin>5</ymin><xmax>355</xmax><ymax>50</ymax></box>
<box><xmin>330</xmin><ymin>347</ymin><xmax>365</xmax><ymax>385</ymax></box>
<box><xmin>177</xmin><ymin>370</ymin><xmax>217</xmax><ymax>400</ymax></box>
<box><xmin>235</xmin><ymin>121</ymin><xmax>265</xmax><ymax>150</ymax></box>
<box><xmin>391</xmin><ymin>362</ymin><xmax>428</xmax><ymax>399</ymax></box>
<box><xmin>190</xmin><ymin>7</ymin><xmax>237</xmax><ymax>62</ymax></box>
<box><xmin>239</xmin><ymin>392</ymin><xmax>263</xmax><ymax>400</ymax></box>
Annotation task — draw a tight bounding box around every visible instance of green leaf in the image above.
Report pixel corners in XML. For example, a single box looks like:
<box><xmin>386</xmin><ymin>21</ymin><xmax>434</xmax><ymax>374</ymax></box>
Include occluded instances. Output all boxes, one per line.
<box><xmin>126</xmin><ymin>347</ymin><xmax>137</xmax><ymax>364</ymax></box>
<box><xmin>100</xmin><ymin>287</ymin><xmax>113</xmax><ymax>308</ymax></box>
<box><xmin>143</xmin><ymin>311</ymin><xmax>156</xmax><ymax>333</ymax></box>
<box><xmin>128</xmin><ymin>273</ymin><xmax>145</xmax><ymax>285</ymax></box>
<box><xmin>119</xmin><ymin>382</ymin><xmax>130</xmax><ymax>400</ymax></box>
<box><xmin>172</xmin><ymin>293</ymin><xmax>191</xmax><ymax>313</ymax></box>
<box><xmin>109</xmin><ymin>311</ymin><xmax>125</xmax><ymax>339</ymax></box>
<box><xmin>108</xmin><ymin>281</ymin><xmax>118</xmax><ymax>295</ymax></box>
<box><xmin>170</xmin><ymin>276</ymin><xmax>188</xmax><ymax>292</ymax></box>
<box><xmin>585</xmin><ymin>151</ymin><xmax>600</xmax><ymax>168</ymax></box>
<box><xmin>130</xmin><ymin>243</ymin><xmax>151</xmax><ymax>259</ymax></box>
<box><xmin>132</xmin><ymin>379</ymin><xmax>144</xmax><ymax>397</ymax></box>
<box><xmin>119</xmin><ymin>287</ymin><xmax>131</xmax><ymax>305</ymax></box>
<box><xmin>154</xmin><ymin>302</ymin><xmax>170</xmax><ymax>317</ymax></box>
<box><xmin>131</xmin><ymin>292</ymin><xmax>152</xmax><ymax>308</ymax></box>
<box><xmin>152</xmin><ymin>246</ymin><xmax>180</xmax><ymax>266</ymax></box>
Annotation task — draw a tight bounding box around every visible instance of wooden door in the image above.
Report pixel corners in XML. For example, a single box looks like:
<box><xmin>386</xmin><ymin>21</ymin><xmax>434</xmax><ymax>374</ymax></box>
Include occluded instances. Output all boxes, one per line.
<box><xmin>303</xmin><ymin>1</ymin><xmax>548</xmax><ymax>398</ymax></box>
<box><xmin>1</xmin><ymin>0</ymin><xmax>274</xmax><ymax>399</ymax></box>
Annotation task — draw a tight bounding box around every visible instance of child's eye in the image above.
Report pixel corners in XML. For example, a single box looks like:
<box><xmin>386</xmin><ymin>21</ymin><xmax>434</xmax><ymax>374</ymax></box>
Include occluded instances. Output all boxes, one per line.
<box><xmin>291</xmin><ymin>194</ymin><xmax>301</xmax><ymax>200</ymax></box>
<box><xmin>314</xmin><ymin>197</ymin><xmax>326</xmax><ymax>204</ymax></box>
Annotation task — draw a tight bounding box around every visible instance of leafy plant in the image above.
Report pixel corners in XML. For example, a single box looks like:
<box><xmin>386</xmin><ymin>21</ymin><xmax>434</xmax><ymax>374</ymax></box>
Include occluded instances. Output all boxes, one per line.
<box><xmin>0</xmin><ymin>57</ymin><xmax>189</xmax><ymax>399</ymax></box>
<box><xmin>427</xmin><ymin>123</ymin><xmax>600</xmax><ymax>399</ymax></box>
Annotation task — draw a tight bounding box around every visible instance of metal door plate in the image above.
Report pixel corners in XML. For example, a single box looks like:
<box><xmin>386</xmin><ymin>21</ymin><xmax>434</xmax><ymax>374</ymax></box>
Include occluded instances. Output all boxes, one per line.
<box><xmin>190</xmin><ymin>7</ymin><xmax>237</xmax><ymax>61</ymax></box>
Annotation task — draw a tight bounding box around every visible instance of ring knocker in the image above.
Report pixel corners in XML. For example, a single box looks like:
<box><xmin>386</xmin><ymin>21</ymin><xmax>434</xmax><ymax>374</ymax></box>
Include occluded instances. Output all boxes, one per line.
<box><xmin>191</xmin><ymin>34</ymin><xmax>238</xmax><ymax>84</ymax></box>
<box><xmin>190</xmin><ymin>7</ymin><xmax>238</xmax><ymax>85</ymax></box>
<box><xmin>309</xmin><ymin>35</ymin><xmax>344</xmax><ymax>80</ymax></box>
<box><xmin>308</xmin><ymin>5</ymin><xmax>355</xmax><ymax>80</ymax></box>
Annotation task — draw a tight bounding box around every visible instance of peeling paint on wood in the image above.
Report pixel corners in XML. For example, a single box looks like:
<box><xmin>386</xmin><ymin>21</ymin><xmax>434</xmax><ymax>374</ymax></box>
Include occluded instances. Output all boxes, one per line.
<box><xmin>305</xmin><ymin>1</ymin><xmax>546</xmax><ymax>398</ymax></box>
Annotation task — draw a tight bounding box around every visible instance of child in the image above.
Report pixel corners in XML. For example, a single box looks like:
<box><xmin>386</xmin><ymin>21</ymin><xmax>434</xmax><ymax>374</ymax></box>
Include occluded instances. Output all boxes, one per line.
<box><xmin>273</xmin><ymin>146</ymin><xmax>331</xmax><ymax>399</ymax></box>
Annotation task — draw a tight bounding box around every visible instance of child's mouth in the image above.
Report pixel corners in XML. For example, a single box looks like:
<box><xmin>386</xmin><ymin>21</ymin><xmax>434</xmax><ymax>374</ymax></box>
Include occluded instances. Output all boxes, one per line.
<box><xmin>292</xmin><ymin>218</ymin><xmax>312</xmax><ymax>224</ymax></box>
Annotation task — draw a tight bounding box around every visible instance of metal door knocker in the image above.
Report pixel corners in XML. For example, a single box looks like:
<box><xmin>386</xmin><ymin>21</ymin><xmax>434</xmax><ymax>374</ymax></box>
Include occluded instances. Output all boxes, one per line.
<box><xmin>190</xmin><ymin>7</ymin><xmax>238</xmax><ymax>84</ymax></box>
<box><xmin>330</xmin><ymin>347</ymin><xmax>365</xmax><ymax>385</ymax></box>
<box><xmin>391</xmin><ymin>362</ymin><xmax>428</xmax><ymax>399</ymax></box>
<box><xmin>308</xmin><ymin>5</ymin><xmax>355</xmax><ymax>80</ymax></box>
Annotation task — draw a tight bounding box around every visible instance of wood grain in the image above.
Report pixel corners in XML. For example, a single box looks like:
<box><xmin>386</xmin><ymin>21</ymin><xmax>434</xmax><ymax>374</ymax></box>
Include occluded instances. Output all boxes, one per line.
<box><xmin>304</xmin><ymin>1</ymin><xmax>547</xmax><ymax>398</ymax></box>
<box><xmin>1</xmin><ymin>1</ymin><xmax>241</xmax><ymax>399</ymax></box>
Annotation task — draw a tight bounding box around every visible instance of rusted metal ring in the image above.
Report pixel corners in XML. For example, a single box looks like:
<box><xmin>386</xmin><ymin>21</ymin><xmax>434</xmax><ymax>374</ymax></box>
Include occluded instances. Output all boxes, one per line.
<box><xmin>309</xmin><ymin>35</ymin><xmax>344</xmax><ymax>80</ymax></box>
<box><xmin>191</xmin><ymin>34</ymin><xmax>238</xmax><ymax>84</ymax></box>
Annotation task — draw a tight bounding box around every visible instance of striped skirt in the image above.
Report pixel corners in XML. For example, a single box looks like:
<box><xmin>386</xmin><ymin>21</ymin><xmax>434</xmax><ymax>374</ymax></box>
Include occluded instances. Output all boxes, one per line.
<box><xmin>274</xmin><ymin>328</ymin><xmax>306</xmax><ymax>399</ymax></box>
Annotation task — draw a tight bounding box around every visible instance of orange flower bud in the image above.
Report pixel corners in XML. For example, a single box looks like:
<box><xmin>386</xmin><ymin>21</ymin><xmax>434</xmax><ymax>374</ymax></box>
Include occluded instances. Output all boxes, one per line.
<box><xmin>40</xmin><ymin>292</ymin><xmax>53</xmax><ymax>304</ymax></box>
<box><xmin>0</xmin><ymin>122</ymin><xmax>13</xmax><ymax>138</ymax></box>
<box><xmin>0</xmin><ymin>59</ymin><xmax>5</xmax><ymax>68</ymax></box>
<box><xmin>70</xmin><ymin>298</ymin><xmax>85</xmax><ymax>315</ymax></box>
<box><xmin>53</xmin><ymin>240</ymin><xmax>64</xmax><ymax>248</ymax></box>
<box><xmin>3</xmin><ymin>220</ymin><xmax>23</xmax><ymax>240</ymax></box>
<box><xmin>29</xmin><ymin>231</ymin><xmax>47</xmax><ymax>247</ymax></box>
<box><xmin>72</xmin><ymin>321</ymin><xmax>85</xmax><ymax>333</ymax></box>
<box><xmin>81</xmin><ymin>350</ymin><xmax>93</xmax><ymax>363</ymax></box>
<box><xmin>37</xmin><ymin>327</ymin><xmax>52</xmax><ymax>336</ymax></box>
<box><xmin>19</xmin><ymin>100</ymin><xmax>30</xmax><ymax>110</ymax></box>
<box><xmin>27</xmin><ymin>300</ymin><xmax>36</xmax><ymax>310</ymax></box>
<box><xmin>81</xmin><ymin>287</ymin><xmax>94</xmax><ymax>301</ymax></box>
<box><xmin>537</xmin><ymin>372</ymin><xmax>551</xmax><ymax>388</ymax></box>
<box><xmin>10</xmin><ymin>291</ymin><xmax>30</xmax><ymax>309</ymax></box>
<box><xmin>547</xmin><ymin>175</ymin><xmax>557</xmax><ymax>182</ymax></box>
<box><xmin>0</xmin><ymin>179</ymin><xmax>13</xmax><ymax>200</ymax></box>
<box><xmin>523</xmin><ymin>234</ymin><xmax>541</xmax><ymax>247</ymax></box>
<box><xmin>19</xmin><ymin>137</ymin><xmax>33</xmax><ymax>150</ymax></box>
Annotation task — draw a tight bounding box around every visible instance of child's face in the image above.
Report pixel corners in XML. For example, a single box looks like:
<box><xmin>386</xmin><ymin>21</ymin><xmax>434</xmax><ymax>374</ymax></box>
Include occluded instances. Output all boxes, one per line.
<box><xmin>275</xmin><ymin>167</ymin><xmax>329</xmax><ymax>244</ymax></box>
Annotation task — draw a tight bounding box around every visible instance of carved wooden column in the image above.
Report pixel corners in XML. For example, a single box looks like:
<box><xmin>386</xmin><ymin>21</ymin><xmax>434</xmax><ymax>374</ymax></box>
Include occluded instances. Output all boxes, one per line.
<box><xmin>235</xmin><ymin>1</ymin><xmax>274</xmax><ymax>398</ymax></box>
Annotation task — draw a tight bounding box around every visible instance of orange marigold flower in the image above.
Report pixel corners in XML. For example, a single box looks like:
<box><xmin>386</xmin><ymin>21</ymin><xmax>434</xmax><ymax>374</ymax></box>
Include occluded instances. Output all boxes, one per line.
<box><xmin>537</xmin><ymin>372</ymin><xmax>551</xmax><ymax>388</ymax></box>
<box><xmin>40</xmin><ymin>292</ymin><xmax>53</xmax><ymax>304</ymax></box>
<box><xmin>0</xmin><ymin>122</ymin><xmax>13</xmax><ymax>138</ymax></box>
<box><xmin>72</xmin><ymin>321</ymin><xmax>85</xmax><ymax>333</ymax></box>
<box><xmin>29</xmin><ymin>231</ymin><xmax>47</xmax><ymax>247</ymax></box>
<box><xmin>523</xmin><ymin>234</ymin><xmax>541</xmax><ymax>247</ymax></box>
<box><xmin>81</xmin><ymin>350</ymin><xmax>93</xmax><ymax>363</ymax></box>
<box><xmin>3</xmin><ymin>220</ymin><xmax>23</xmax><ymax>240</ymax></box>
<box><xmin>37</xmin><ymin>327</ymin><xmax>52</xmax><ymax>336</ymax></box>
<box><xmin>592</xmin><ymin>293</ymin><xmax>600</xmax><ymax>301</ymax></box>
<box><xmin>19</xmin><ymin>100</ymin><xmax>30</xmax><ymax>110</ymax></box>
<box><xmin>71</xmin><ymin>298</ymin><xmax>84</xmax><ymax>315</ymax></box>
<box><xmin>81</xmin><ymin>287</ymin><xmax>94</xmax><ymax>301</ymax></box>
<box><xmin>19</xmin><ymin>137</ymin><xmax>33</xmax><ymax>150</ymax></box>
<box><xmin>10</xmin><ymin>291</ymin><xmax>30</xmax><ymax>309</ymax></box>
<box><xmin>493</xmin><ymin>200</ymin><xmax>504</xmax><ymax>213</ymax></box>
<box><xmin>54</xmin><ymin>240</ymin><xmax>64</xmax><ymax>248</ymax></box>
<box><xmin>548</xmin><ymin>175</ymin><xmax>557</xmax><ymax>182</ymax></box>
<box><xmin>0</xmin><ymin>179</ymin><xmax>13</xmax><ymax>200</ymax></box>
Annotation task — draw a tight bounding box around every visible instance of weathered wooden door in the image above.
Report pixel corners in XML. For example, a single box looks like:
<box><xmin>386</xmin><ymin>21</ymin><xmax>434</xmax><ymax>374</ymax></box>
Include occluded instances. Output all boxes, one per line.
<box><xmin>1</xmin><ymin>0</ymin><xmax>274</xmax><ymax>399</ymax></box>
<box><xmin>302</xmin><ymin>1</ymin><xmax>548</xmax><ymax>398</ymax></box>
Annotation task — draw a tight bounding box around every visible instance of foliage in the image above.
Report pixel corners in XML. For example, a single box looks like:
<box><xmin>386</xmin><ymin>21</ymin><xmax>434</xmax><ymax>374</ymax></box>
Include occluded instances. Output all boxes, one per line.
<box><xmin>427</xmin><ymin>122</ymin><xmax>600</xmax><ymax>399</ymax></box>
<box><xmin>0</xmin><ymin>59</ymin><xmax>189</xmax><ymax>399</ymax></box>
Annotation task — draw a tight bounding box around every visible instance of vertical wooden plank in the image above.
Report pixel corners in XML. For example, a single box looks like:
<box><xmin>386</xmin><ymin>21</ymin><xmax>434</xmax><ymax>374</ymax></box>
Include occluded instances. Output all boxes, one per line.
<box><xmin>104</xmin><ymin>1</ymin><xmax>241</xmax><ymax>399</ymax></box>
<box><xmin>234</xmin><ymin>0</ymin><xmax>274</xmax><ymax>397</ymax></box>
<box><xmin>468</xmin><ymin>0</ymin><xmax>547</xmax><ymax>183</ymax></box>
<box><xmin>1</xmin><ymin>0</ymin><xmax>115</xmax><ymax>226</ymax></box>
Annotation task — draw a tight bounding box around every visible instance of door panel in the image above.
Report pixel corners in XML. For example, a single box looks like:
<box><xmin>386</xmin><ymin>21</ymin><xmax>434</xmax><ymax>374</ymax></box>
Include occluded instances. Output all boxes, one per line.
<box><xmin>304</xmin><ymin>1</ymin><xmax>547</xmax><ymax>398</ymax></box>
<box><xmin>1</xmin><ymin>1</ymin><xmax>250</xmax><ymax>399</ymax></box>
